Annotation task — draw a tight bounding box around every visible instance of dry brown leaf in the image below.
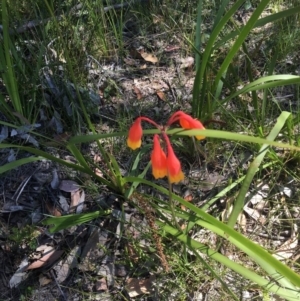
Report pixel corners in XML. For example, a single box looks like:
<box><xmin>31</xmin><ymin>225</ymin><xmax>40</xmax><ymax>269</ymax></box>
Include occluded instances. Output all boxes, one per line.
<box><xmin>94</xmin><ymin>278</ymin><xmax>108</xmax><ymax>292</ymax></box>
<box><xmin>181</xmin><ymin>190</ymin><xmax>193</xmax><ymax>211</ymax></box>
<box><xmin>76</xmin><ymin>190</ymin><xmax>85</xmax><ymax>214</ymax></box>
<box><xmin>180</xmin><ymin>56</ymin><xmax>194</xmax><ymax>69</ymax></box>
<box><xmin>133</xmin><ymin>86</ymin><xmax>143</xmax><ymax>100</ymax></box>
<box><xmin>125</xmin><ymin>275</ymin><xmax>155</xmax><ymax>297</ymax></box>
<box><xmin>95</xmin><ymin>168</ymin><xmax>103</xmax><ymax>177</ymax></box>
<box><xmin>156</xmin><ymin>90</ymin><xmax>166</xmax><ymax>101</ymax></box>
<box><xmin>254</xmin><ymin>200</ymin><xmax>268</xmax><ymax>212</ymax></box>
<box><xmin>164</xmin><ymin>45</ymin><xmax>180</xmax><ymax>52</ymax></box>
<box><xmin>39</xmin><ymin>274</ymin><xmax>52</xmax><ymax>286</ymax></box>
<box><xmin>58</xmin><ymin>194</ymin><xmax>69</xmax><ymax>213</ymax></box>
<box><xmin>96</xmin><ymin>264</ymin><xmax>114</xmax><ymax>287</ymax></box>
<box><xmin>70</xmin><ymin>189</ymin><xmax>81</xmax><ymax>212</ymax></box>
<box><xmin>150</xmin><ymin>80</ymin><xmax>169</xmax><ymax>90</ymax></box>
<box><xmin>184</xmin><ymin>190</ymin><xmax>193</xmax><ymax>202</ymax></box>
<box><xmin>50</xmin><ymin>168</ymin><xmax>59</xmax><ymax>189</ymax></box>
<box><xmin>45</xmin><ymin>202</ymin><xmax>62</xmax><ymax>216</ymax></box>
<box><xmin>59</xmin><ymin>180</ymin><xmax>80</xmax><ymax>192</ymax></box>
<box><xmin>243</xmin><ymin>206</ymin><xmax>266</xmax><ymax>225</ymax></box>
<box><xmin>9</xmin><ymin>257</ymin><xmax>30</xmax><ymax>288</ymax></box>
<box><xmin>93</xmin><ymin>154</ymin><xmax>102</xmax><ymax>163</ymax></box>
<box><xmin>26</xmin><ymin>248</ymin><xmax>64</xmax><ymax>270</ymax></box>
<box><xmin>273</xmin><ymin>228</ymin><xmax>298</xmax><ymax>260</ymax></box>
<box><xmin>139</xmin><ymin>50</ymin><xmax>158</xmax><ymax>64</ymax></box>
<box><xmin>123</xmin><ymin>57</ymin><xmax>137</xmax><ymax>66</ymax></box>
<box><xmin>54</xmin><ymin>245</ymin><xmax>81</xmax><ymax>283</ymax></box>
<box><xmin>237</xmin><ymin>213</ymin><xmax>247</xmax><ymax>232</ymax></box>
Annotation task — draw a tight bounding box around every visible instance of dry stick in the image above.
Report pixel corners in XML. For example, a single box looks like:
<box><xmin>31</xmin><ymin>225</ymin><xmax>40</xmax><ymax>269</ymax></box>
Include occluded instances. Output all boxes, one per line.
<box><xmin>0</xmin><ymin>0</ymin><xmax>150</xmax><ymax>35</ymax></box>
<box><xmin>12</xmin><ymin>167</ymin><xmax>40</xmax><ymax>203</ymax></box>
<box><xmin>50</xmin><ymin>269</ymin><xmax>67</xmax><ymax>301</ymax></box>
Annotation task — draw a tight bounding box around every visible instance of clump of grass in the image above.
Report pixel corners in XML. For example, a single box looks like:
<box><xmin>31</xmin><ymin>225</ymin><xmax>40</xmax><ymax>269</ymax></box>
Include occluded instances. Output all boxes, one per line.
<box><xmin>191</xmin><ymin>0</ymin><xmax>300</xmax><ymax>133</ymax></box>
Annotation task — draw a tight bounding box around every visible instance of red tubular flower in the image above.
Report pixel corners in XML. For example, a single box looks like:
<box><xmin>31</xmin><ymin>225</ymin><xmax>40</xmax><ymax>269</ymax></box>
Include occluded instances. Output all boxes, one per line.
<box><xmin>179</xmin><ymin>114</ymin><xmax>205</xmax><ymax>140</ymax></box>
<box><xmin>127</xmin><ymin>118</ymin><xmax>143</xmax><ymax>150</ymax></box>
<box><xmin>168</xmin><ymin>111</ymin><xmax>205</xmax><ymax>140</ymax></box>
<box><xmin>151</xmin><ymin>134</ymin><xmax>168</xmax><ymax>179</ymax></box>
<box><xmin>164</xmin><ymin>134</ymin><xmax>184</xmax><ymax>184</ymax></box>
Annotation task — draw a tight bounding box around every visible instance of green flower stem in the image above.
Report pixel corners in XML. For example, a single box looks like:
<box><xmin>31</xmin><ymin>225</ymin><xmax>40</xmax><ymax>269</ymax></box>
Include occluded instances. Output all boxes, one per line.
<box><xmin>168</xmin><ymin>181</ymin><xmax>181</xmax><ymax>232</ymax></box>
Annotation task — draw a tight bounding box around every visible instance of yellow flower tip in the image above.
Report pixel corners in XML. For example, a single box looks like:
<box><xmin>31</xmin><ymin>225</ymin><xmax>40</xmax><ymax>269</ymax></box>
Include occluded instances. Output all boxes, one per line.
<box><xmin>151</xmin><ymin>134</ymin><xmax>168</xmax><ymax>180</ymax></box>
<box><xmin>166</xmin><ymin>143</ymin><xmax>184</xmax><ymax>184</ymax></box>
<box><xmin>152</xmin><ymin>167</ymin><xmax>168</xmax><ymax>179</ymax></box>
<box><xmin>179</xmin><ymin>113</ymin><xmax>206</xmax><ymax>140</ymax></box>
<box><xmin>168</xmin><ymin>170</ymin><xmax>184</xmax><ymax>184</ymax></box>
<box><xmin>195</xmin><ymin>135</ymin><xmax>205</xmax><ymax>140</ymax></box>
<box><xmin>127</xmin><ymin>118</ymin><xmax>143</xmax><ymax>150</ymax></box>
<box><xmin>127</xmin><ymin>137</ymin><xmax>142</xmax><ymax>150</ymax></box>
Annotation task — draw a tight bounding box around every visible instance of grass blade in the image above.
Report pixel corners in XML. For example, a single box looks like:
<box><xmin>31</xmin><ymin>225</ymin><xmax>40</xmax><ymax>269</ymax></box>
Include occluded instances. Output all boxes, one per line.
<box><xmin>43</xmin><ymin>210</ymin><xmax>111</xmax><ymax>233</ymax></box>
<box><xmin>165</xmin><ymin>128</ymin><xmax>300</xmax><ymax>151</ymax></box>
<box><xmin>0</xmin><ymin>157</ymin><xmax>42</xmax><ymax>173</ymax></box>
<box><xmin>213</xmin><ymin>0</ymin><xmax>271</xmax><ymax>90</ymax></box>
<box><xmin>159</xmin><ymin>222</ymin><xmax>300</xmax><ymax>301</ymax></box>
<box><xmin>216</xmin><ymin>6</ymin><xmax>300</xmax><ymax>48</ymax></box>
<box><xmin>201</xmin><ymin>161</ymin><xmax>275</xmax><ymax>211</ymax></box>
<box><xmin>195</xmin><ymin>0</ymin><xmax>203</xmax><ymax>70</ymax></box>
<box><xmin>1</xmin><ymin>0</ymin><xmax>22</xmax><ymax>115</ymax></box>
<box><xmin>68</xmin><ymin>126</ymin><xmax>300</xmax><ymax>151</ymax></box>
<box><xmin>227</xmin><ymin>111</ymin><xmax>291</xmax><ymax>227</ymax></box>
<box><xmin>192</xmin><ymin>0</ymin><xmax>245</xmax><ymax>117</ymax></box>
<box><xmin>0</xmin><ymin>143</ymin><xmax>114</xmax><ymax>188</ymax></box>
<box><xmin>159</xmin><ymin>196</ymin><xmax>300</xmax><ymax>288</ymax></box>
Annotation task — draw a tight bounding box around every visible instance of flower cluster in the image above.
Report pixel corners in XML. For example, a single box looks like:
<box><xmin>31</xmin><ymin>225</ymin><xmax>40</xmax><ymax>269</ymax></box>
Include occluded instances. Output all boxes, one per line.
<box><xmin>127</xmin><ymin>111</ymin><xmax>205</xmax><ymax>184</ymax></box>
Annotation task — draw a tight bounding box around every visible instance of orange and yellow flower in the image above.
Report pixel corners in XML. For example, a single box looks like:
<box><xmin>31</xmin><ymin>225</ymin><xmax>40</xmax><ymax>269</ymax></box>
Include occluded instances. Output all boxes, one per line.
<box><xmin>127</xmin><ymin>111</ymin><xmax>205</xmax><ymax>184</ymax></box>
<box><xmin>163</xmin><ymin>133</ymin><xmax>184</xmax><ymax>183</ymax></box>
<box><xmin>168</xmin><ymin>111</ymin><xmax>206</xmax><ymax>140</ymax></box>
<box><xmin>165</xmin><ymin>136</ymin><xmax>184</xmax><ymax>183</ymax></box>
<box><xmin>127</xmin><ymin>118</ymin><xmax>143</xmax><ymax>150</ymax></box>
<box><xmin>151</xmin><ymin>134</ymin><xmax>168</xmax><ymax>179</ymax></box>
